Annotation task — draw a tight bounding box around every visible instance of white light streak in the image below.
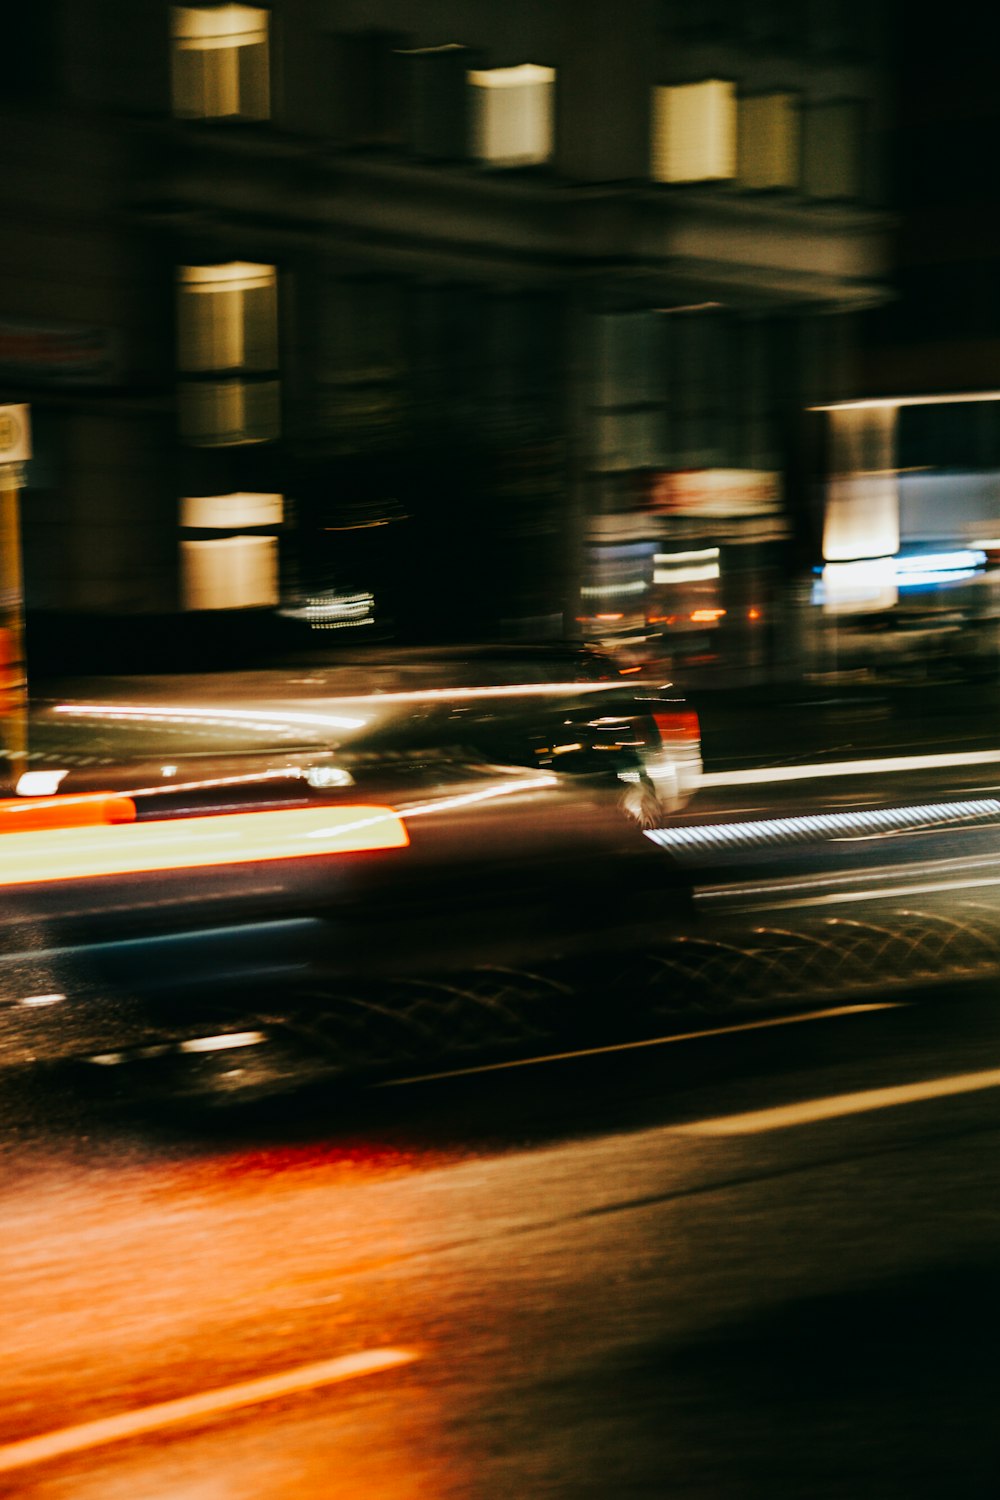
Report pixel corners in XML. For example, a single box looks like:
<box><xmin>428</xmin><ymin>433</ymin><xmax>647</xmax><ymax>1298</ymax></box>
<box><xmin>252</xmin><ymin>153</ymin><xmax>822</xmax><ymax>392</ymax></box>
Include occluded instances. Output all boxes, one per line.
<box><xmin>304</xmin><ymin>766</ymin><xmax>354</xmax><ymax>789</ymax></box>
<box><xmin>179</xmin><ymin>1030</ymin><xmax>266</xmax><ymax>1053</ymax></box>
<box><xmin>15</xmin><ymin>771</ymin><xmax>68</xmax><ymax>797</ymax></box>
<box><xmin>654</xmin><ymin>549</ymin><xmax>720</xmax><ymax>565</ymax></box>
<box><xmin>394</xmin><ymin>775</ymin><xmax>559</xmax><ymax>824</ymax></box>
<box><xmin>699</xmin><ymin>746</ymin><xmax>1000</xmax><ymax>790</ymax></box>
<box><xmin>581</xmin><ymin>581</ymin><xmax>648</xmax><ymax>597</ymax></box>
<box><xmin>897</xmin><ymin>569</ymin><xmax>978</xmax><ymax>587</ymax></box>
<box><xmin>653</xmin><ymin>564</ymin><xmax>720</xmax><ymax>584</ymax></box>
<box><xmin>646</xmin><ymin>797</ymin><xmax>1000</xmax><ymax>852</ymax></box>
<box><xmin>812</xmin><ymin>390</ymin><xmax>1000</xmax><ymax>412</ymax></box>
<box><xmin>56</xmin><ymin>702</ymin><xmax>367</xmax><ymax>733</ymax></box>
<box><xmin>895</xmin><ymin>550</ymin><xmax>986</xmax><ymax>573</ymax></box>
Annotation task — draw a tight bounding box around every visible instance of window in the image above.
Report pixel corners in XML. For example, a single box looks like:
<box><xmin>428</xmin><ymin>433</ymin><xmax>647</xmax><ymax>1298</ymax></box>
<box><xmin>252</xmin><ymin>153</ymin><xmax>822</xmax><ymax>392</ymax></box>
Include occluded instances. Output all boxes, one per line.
<box><xmin>805</xmin><ymin>0</ymin><xmax>852</xmax><ymax>57</ymax></box>
<box><xmin>671</xmin><ymin>0</ymin><xmax>737</xmax><ymax>43</ymax></box>
<box><xmin>177</xmin><ymin>262</ymin><xmax>276</xmax><ymax>372</ymax></box>
<box><xmin>171</xmin><ymin>4</ymin><xmax>270</xmax><ymax>121</ymax></box>
<box><xmin>651</xmin><ymin>80</ymin><xmax>736</xmax><ymax>183</ymax></box>
<box><xmin>330</xmin><ymin>31</ymin><xmax>404</xmax><ymax>146</ymax></box>
<box><xmin>803</xmin><ymin>100</ymin><xmax>863</xmax><ymax>200</ymax></box>
<box><xmin>467</xmin><ymin>64</ymin><xmax>555</xmax><ymax>167</ymax></box>
<box><xmin>177</xmin><ymin>379</ymin><xmax>280</xmax><ymax>444</ymax></box>
<box><xmin>177</xmin><ymin>263</ymin><xmax>279</xmax><ymax>445</ymax></box>
<box><xmin>738</xmin><ymin>92</ymin><xmax>799</xmax><ymax>190</ymax></box>
<box><xmin>588</xmin><ymin>312</ymin><xmax>665</xmax><ymax>473</ymax></box>
<box><xmin>180</xmin><ymin>492</ymin><xmax>282</xmax><ymax>610</ymax></box>
<box><xmin>398</xmin><ymin>43</ymin><xmax>470</xmax><ymax>161</ymax></box>
<box><xmin>740</xmin><ymin>0</ymin><xmax>798</xmax><ymax>49</ymax></box>
<box><xmin>822</xmin><ymin>406</ymin><xmax>899</xmax><ymax>563</ymax></box>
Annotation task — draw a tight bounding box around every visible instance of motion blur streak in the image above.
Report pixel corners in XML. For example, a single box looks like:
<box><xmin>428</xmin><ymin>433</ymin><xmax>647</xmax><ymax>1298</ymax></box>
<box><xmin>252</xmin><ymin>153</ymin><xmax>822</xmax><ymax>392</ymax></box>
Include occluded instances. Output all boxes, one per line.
<box><xmin>14</xmin><ymin>770</ymin><xmax>68</xmax><ymax>795</ymax></box>
<box><xmin>55</xmin><ymin>702</ymin><xmax>367</xmax><ymax>732</ymax></box>
<box><xmin>291</xmin><ymin>681</ymin><xmax>634</xmax><ymax>704</ymax></box>
<box><xmin>0</xmin><ymin>793</ymin><xmax>135</xmax><ymax>831</ymax></box>
<box><xmin>0</xmin><ymin>1348</ymin><xmax>419</xmax><ymax>1475</ymax></box>
<box><xmin>700</xmin><ymin>746</ymin><xmax>1000</xmax><ymax>789</ymax></box>
<box><xmin>0</xmin><ymin>805</ymin><xmax>408</xmax><ymax>886</ymax></box>
<box><xmin>673</xmin><ymin>1066</ymin><xmax>1000</xmax><ymax>1136</ymax></box>
<box><xmin>647</xmin><ymin>797</ymin><xmax>1000</xmax><ymax>851</ymax></box>
<box><xmin>124</xmin><ymin>768</ymin><xmax>340</xmax><ymax>799</ymax></box>
<box><xmin>378</xmin><ymin>1003</ymin><xmax>902</xmax><ymax>1087</ymax></box>
<box><xmin>699</xmin><ymin>863</ymin><xmax>1000</xmax><ymax>910</ymax></box>
<box><xmin>396</xmin><ymin>775</ymin><xmax>559</xmax><ymax>820</ymax></box>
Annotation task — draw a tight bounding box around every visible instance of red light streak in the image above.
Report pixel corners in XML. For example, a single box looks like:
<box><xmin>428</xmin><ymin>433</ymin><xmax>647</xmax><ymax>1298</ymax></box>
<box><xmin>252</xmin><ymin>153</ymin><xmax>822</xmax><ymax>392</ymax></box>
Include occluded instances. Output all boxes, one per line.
<box><xmin>0</xmin><ymin>794</ymin><xmax>136</xmax><ymax>833</ymax></box>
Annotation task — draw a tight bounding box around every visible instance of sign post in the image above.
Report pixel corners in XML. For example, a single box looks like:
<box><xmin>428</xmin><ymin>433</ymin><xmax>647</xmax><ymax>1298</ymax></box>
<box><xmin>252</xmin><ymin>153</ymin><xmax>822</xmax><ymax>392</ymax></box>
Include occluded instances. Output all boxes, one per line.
<box><xmin>0</xmin><ymin>404</ymin><xmax>30</xmax><ymax>789</ymax></box>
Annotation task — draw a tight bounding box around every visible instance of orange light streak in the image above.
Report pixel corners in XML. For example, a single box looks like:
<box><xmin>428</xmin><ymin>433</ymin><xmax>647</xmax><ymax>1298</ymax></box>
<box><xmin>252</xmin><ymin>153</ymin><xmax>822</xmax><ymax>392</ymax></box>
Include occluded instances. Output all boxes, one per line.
<box><xmin>0</xmin><ymin>805</ymin><xmax>408</xmax><ymax>887</ymax></box>
<box><xmin>0</xmin><ymin>794</ymin><xmax>136</xmax><ymax>833</ymax></box>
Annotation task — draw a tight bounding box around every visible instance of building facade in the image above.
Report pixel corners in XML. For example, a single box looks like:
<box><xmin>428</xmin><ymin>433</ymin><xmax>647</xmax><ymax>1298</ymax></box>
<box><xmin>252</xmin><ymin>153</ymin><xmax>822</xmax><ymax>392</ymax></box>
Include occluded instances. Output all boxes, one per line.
<box><xmin>0</xmin><ymin>1</ymin><xmax>892</xmax><ymax>674</ymax></box>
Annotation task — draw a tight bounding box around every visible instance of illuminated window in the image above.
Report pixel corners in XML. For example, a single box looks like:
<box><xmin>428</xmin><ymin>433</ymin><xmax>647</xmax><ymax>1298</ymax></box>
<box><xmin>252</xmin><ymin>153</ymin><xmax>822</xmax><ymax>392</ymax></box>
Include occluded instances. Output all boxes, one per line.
<box><xmin>177</xmin><ymin>263</ymin><xmax>276</xmax><ymax>372</ymax></box>
<box><xmin>651</xmin><ymin>80</ymin><xmax>736</xmax><ymax>183</ymax></box>
<box><xmin>180</xmin><ymin>492</ymin><xmax>282</xmax><ymax>529</ymax></box>
<box><xmin>468</xmin><ymin>64</ymin><xmax>555</xmax><ymax>167</ymax></box>
<box><xmin>181</xmin><ymin>537</ymin><xmax>279</xmax><ymax>608</ymax></box>
<box><xmin>180</xmin><ymin>493</ymin><xmax>282</xmax><ymax>609</ymax></box>
<box><xmin>823</xmin><ymin>406</ymin><xmax>899</xmax><ymax>563</ymax></box>
<box><xmin>177</xmin><ymin>263</ymin><xmax>278</xmax><ymax>445</ymax></box>
<box><xmin>738</xmin><ymin>92</ymin><xmax>799</xmax><ymax>190</ymax></box>
<box><xmin>178</xmin><ymin>378</ymin><xmax>280</xmax><ymax>445</ymax></box>
<box><xmin>171</xmin><ymin>5</ymin><xmax>270</xmax><ymax>121</ymax></box>
<box><xmin>803</xmin><ymin>100</ymin><xmax>863</xmax><ymax>199</ymax></box>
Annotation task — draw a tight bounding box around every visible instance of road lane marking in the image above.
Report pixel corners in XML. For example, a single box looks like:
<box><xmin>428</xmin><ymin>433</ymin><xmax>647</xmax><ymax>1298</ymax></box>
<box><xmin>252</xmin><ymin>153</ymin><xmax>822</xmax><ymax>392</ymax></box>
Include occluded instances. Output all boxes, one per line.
<box><xmin>0</xmin><ymin>1348</ymin><xmax>418</xmax><ymax>1476</ymax></box>
<box><xmin>673</xmin><ymin>1067</ymin><xmax>1000</xmax><ymax>1136</ymax></box>
<box><xmin>377</xmin><ymin>1003</ymin><xmax>902</xmax><ymax>1087</ymax></box>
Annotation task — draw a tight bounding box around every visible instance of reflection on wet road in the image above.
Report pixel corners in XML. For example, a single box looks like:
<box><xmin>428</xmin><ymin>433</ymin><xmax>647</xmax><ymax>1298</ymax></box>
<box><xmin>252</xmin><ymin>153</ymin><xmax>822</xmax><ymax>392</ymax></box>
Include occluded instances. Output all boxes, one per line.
<box><xmin>3</xmin><ymin>985</ymin><xmax>1000</xmax><ymax>1497</ymax></box>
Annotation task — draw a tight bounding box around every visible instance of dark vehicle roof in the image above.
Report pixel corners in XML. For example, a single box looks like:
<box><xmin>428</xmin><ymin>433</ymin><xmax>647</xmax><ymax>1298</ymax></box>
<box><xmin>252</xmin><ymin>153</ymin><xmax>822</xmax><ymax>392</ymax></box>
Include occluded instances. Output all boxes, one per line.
<box><xmin>277</xmin><ymin>641</ymin><xmax>618</xmax><ymax>687</ymax></box>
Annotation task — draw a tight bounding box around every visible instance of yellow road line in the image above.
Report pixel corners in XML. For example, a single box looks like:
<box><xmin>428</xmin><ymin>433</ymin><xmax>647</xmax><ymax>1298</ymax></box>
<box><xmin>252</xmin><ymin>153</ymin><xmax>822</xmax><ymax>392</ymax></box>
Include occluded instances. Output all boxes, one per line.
<box><xmin>673</xmin><ymin>1066</ymin><xmax>1000</xmax><ymax>1136</ymax></box>
<box><xmin>378</xmin><ymin>1003</ymin><xmax>902</xmax><ymax>1087</ymax></box>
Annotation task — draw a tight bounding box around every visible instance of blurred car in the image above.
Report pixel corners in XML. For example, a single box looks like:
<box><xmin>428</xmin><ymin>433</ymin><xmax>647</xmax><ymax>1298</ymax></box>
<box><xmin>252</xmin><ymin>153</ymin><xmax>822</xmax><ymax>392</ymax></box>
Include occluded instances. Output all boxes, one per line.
<box><xmin>0</xmin><ymin>644</ymin><xmax>700</xmax><ymax>1084</ymax></box>
<box><xmin>20</xmin><ymin>641</ymin><xmax>702</xmax><ymax>820</ymax></box>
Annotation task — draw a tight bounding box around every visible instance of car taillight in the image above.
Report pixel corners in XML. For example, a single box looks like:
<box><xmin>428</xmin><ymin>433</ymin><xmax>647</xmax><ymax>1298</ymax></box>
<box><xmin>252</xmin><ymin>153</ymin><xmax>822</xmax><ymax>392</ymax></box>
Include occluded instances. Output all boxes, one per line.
<box><xmin>652</xmin><ymin>709</ymin><xmax>701</xmax><ymax>745</ymax></box>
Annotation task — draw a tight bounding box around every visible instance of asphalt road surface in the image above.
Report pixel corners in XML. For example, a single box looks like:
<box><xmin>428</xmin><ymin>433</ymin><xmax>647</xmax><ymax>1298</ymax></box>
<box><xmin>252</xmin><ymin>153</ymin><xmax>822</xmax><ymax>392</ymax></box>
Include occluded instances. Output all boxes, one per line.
<box><xmin>3</xmin><ymin>981</ymin><xmax>1000</xmax><ymax>1498</ymax></box>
